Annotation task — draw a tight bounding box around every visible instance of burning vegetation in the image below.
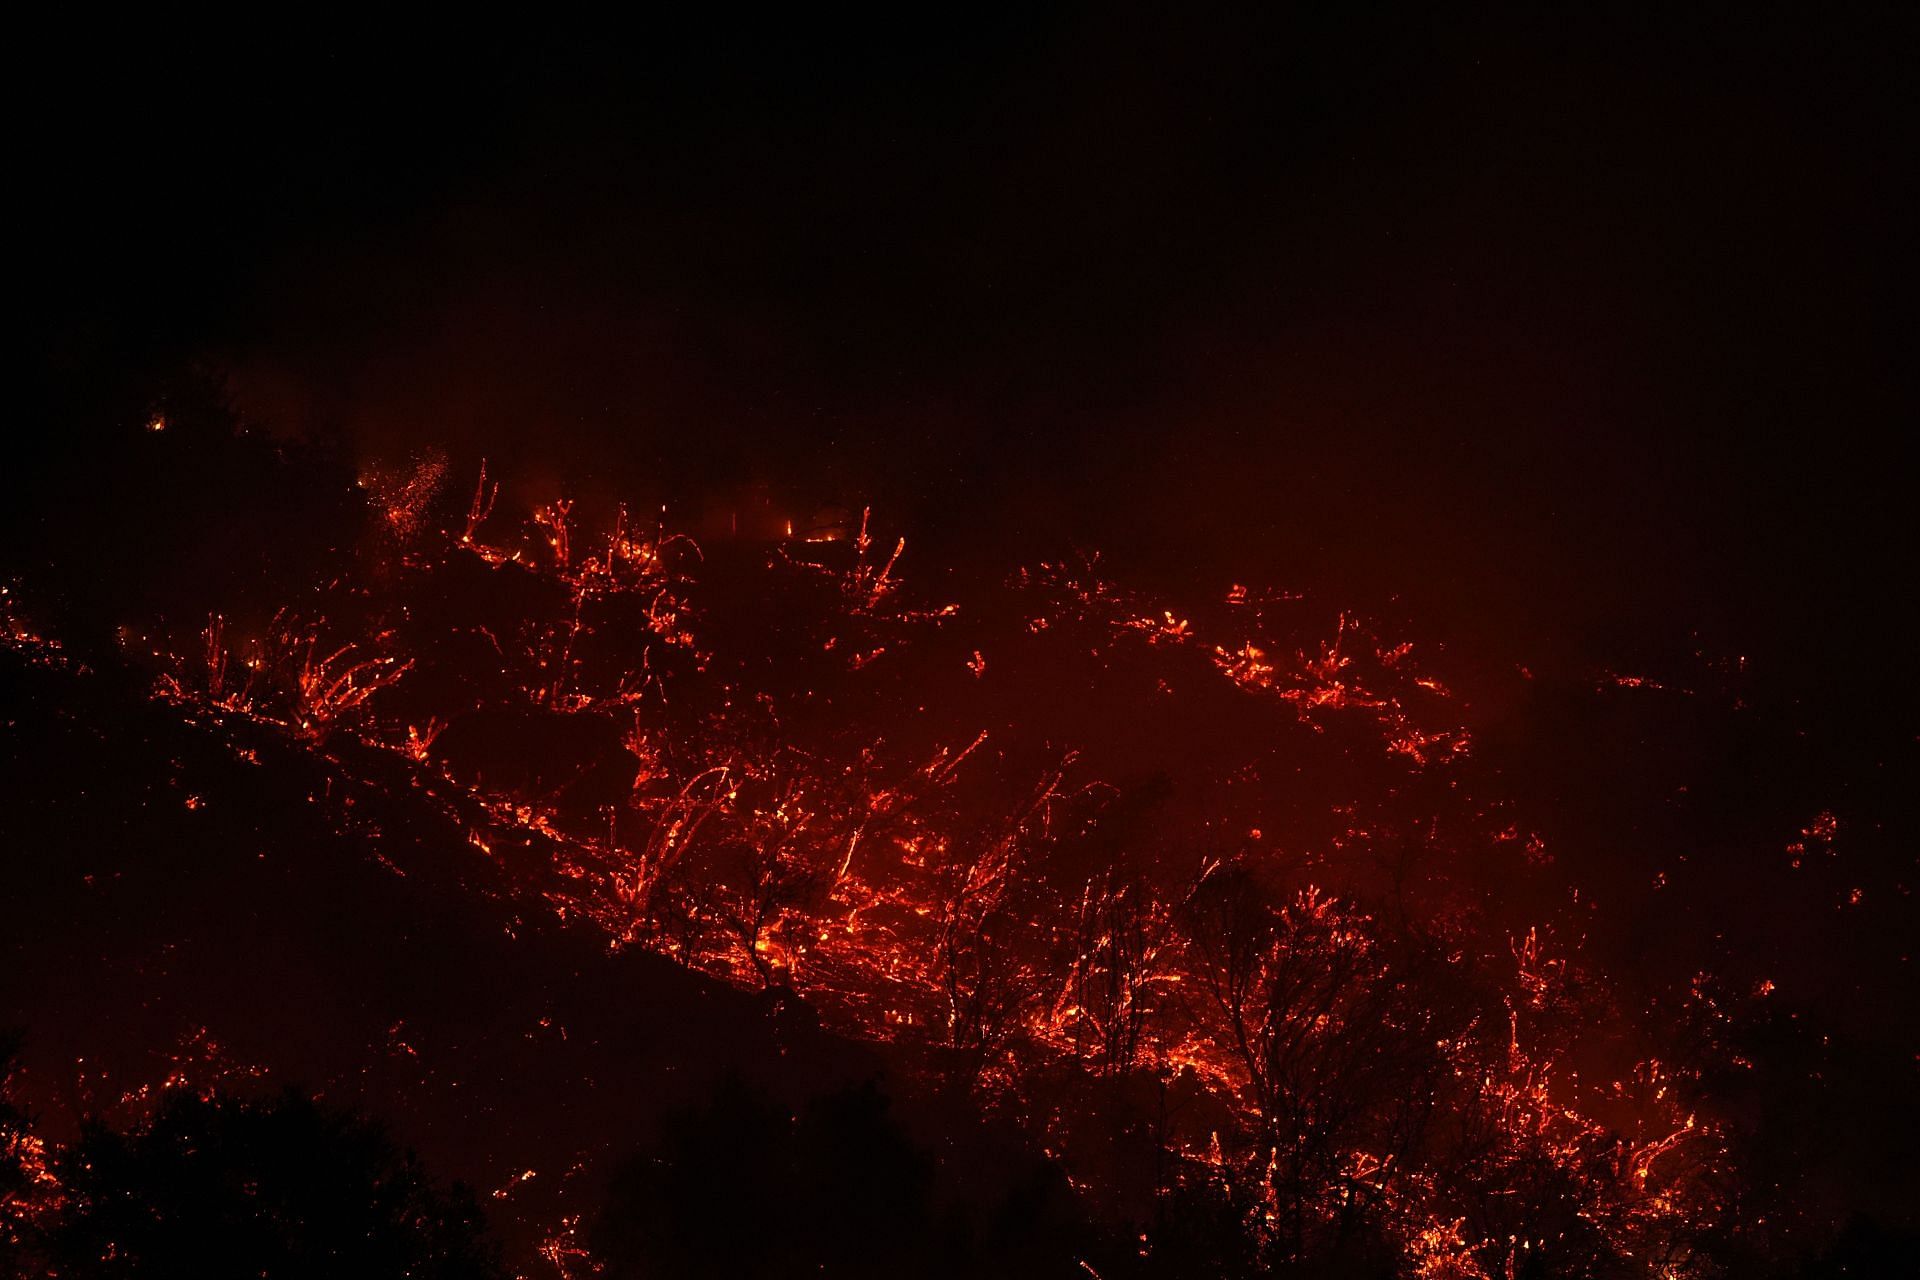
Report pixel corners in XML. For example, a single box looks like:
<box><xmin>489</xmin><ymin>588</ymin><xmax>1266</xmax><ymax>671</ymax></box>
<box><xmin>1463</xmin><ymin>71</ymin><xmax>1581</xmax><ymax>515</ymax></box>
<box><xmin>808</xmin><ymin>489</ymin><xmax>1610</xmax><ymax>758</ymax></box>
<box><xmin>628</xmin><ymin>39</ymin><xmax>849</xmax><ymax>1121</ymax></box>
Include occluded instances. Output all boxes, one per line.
<box><xmin>1</xmin><ymin>423</ymin><xmax>1912</xmax><ymax>1279</ymax></box>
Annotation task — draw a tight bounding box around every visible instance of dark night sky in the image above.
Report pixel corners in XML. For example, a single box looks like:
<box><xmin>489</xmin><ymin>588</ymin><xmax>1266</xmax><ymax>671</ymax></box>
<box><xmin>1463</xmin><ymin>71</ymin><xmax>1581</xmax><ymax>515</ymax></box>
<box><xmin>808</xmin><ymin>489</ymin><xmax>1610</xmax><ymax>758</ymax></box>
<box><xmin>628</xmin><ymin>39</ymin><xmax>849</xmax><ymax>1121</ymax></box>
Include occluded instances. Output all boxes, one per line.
<box><xmin>25</xmin><ymin>9</ymin><xmax>1914</xmax><ymax>686</ymax></box>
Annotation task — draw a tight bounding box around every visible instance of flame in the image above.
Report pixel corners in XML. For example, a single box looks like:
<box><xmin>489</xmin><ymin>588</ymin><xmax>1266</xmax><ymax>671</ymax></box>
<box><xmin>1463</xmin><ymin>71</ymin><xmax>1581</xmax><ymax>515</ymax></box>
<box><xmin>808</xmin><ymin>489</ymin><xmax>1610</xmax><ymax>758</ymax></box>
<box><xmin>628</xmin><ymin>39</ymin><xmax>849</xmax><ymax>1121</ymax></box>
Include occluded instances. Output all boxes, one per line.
<box><xmin>0</xmin><ymin>462</ymin><xmax>1754</xmax><ymax>1277</ymax></box>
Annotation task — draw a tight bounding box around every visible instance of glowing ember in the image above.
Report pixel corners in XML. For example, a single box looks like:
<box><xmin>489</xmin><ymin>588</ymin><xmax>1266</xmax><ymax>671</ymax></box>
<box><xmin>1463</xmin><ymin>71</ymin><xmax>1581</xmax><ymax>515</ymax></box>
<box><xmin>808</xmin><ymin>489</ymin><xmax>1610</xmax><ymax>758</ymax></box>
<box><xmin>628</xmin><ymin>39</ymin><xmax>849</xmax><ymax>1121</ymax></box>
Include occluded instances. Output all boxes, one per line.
<box><xmin>0</xmin><ymin>464</ymin><xmax>1786</xmax><ymax>1277</ymax></box>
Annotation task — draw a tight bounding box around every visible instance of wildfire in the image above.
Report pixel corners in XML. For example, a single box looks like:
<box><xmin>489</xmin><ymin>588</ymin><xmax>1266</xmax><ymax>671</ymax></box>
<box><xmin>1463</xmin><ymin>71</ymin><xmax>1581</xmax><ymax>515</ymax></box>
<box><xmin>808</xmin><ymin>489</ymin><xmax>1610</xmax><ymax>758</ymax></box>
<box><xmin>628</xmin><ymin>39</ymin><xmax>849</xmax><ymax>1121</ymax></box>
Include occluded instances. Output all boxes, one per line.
<box><xmin>0</xmin><ymin>462</ymin><xmax>1757</xmax><ymax>1278</ymax></box>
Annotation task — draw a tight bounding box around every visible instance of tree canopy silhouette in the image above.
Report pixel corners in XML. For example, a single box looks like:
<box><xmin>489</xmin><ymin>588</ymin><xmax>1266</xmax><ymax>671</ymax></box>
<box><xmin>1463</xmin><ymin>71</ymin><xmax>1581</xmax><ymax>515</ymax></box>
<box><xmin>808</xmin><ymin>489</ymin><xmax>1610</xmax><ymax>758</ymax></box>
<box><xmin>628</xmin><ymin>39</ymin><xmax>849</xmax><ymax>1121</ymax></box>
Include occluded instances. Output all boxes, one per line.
<box><xmin>591</xmin><ymin>1076</ymin><xmax>1093</xmax><ymax>1279</ymax></box>
<box><xmin>38</xmin><ymin>1088</ymin><xmax>499</xmax><ymax>1280</ymax></box>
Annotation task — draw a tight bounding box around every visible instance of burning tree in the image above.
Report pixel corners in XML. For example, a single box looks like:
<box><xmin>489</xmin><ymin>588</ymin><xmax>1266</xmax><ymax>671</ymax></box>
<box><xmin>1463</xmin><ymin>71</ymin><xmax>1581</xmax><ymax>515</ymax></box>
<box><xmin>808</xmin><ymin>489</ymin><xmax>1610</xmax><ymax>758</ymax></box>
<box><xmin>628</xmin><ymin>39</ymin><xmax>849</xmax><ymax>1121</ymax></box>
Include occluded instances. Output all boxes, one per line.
<box><xmin>1183</xmin><ymin>873</ymin><xmax>1461</xmax><ymax>1264</ymax></box>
